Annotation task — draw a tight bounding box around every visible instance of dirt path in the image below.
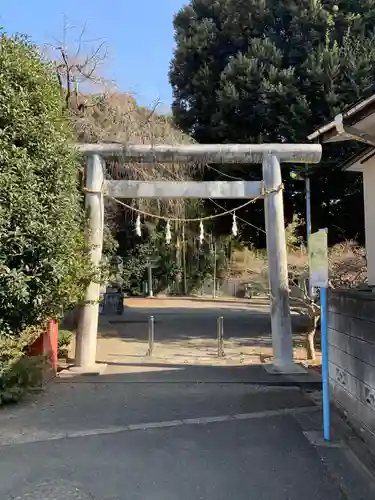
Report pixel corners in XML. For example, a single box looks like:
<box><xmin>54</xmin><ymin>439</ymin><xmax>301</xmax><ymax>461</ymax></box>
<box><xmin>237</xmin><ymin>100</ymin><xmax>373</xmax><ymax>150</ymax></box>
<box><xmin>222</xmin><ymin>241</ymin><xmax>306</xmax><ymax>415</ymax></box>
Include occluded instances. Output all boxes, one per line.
<box><xmin>73</xmin><ymin>297</ymin><xmax>317</xmax><ymax>374</ymax></box>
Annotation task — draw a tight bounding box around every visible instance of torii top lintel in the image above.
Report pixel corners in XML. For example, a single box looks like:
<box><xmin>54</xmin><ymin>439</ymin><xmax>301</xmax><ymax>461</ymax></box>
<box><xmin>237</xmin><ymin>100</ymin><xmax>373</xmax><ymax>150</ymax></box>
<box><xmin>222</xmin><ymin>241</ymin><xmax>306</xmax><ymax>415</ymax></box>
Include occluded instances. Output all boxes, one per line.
<box><xmin>76</xmin><ymin>143</ymin><xmax>322</xmax><ymax>165</ymax></box>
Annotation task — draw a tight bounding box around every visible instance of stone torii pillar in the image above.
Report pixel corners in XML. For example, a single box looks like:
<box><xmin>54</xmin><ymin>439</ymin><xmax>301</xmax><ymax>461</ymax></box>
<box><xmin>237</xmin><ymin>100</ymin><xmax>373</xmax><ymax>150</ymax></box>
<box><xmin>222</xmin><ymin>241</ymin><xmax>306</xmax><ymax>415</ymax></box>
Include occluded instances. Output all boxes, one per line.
<box><xmin>73</xmin><ymin>153</ymin><xmax>105</xmax><ymax>374</ymax></box>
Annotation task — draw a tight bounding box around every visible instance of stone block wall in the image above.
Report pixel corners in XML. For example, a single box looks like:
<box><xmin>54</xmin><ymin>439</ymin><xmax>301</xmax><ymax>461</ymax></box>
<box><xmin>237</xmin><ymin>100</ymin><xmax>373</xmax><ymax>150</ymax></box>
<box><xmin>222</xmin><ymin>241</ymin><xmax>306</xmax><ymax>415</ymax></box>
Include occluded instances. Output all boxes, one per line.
<box><xmin>328</xmin><ymin>289</ymin><xmax>375</xmax><ymax>445</ymax></box>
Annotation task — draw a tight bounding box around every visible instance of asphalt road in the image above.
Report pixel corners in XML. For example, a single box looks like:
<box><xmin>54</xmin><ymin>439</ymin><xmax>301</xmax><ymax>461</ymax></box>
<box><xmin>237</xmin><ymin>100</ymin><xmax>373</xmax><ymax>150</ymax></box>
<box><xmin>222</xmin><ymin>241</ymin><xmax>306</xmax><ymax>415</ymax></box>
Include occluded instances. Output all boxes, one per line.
<box><xmin>0</xmin><ymin>379</ymin><xmax>373</xmax><ymax>500</ymax></box>
<box><xmin>0</xmin><ymin>300</ymin><xmax>372</xmax><ymax>499</ymax></box>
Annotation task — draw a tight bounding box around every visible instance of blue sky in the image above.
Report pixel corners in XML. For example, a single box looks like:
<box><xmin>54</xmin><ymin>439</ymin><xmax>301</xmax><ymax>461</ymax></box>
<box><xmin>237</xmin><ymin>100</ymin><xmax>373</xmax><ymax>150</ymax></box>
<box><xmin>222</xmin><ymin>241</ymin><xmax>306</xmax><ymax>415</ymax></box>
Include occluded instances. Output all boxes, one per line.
<box><xmin>1</xmin><ymin>0</ymin><xmax>187</xmax><ymax>109</ymax></box>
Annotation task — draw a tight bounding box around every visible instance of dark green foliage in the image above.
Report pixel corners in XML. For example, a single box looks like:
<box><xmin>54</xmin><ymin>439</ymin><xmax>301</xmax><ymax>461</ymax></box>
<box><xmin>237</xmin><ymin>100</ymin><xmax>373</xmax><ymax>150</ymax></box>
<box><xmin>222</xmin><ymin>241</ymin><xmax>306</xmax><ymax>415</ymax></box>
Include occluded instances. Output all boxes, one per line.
<box><xmin>58</xmin><ymin>329</ymin><xmax>73</xmax><ymax>359</ymax></box>
<box><xmin>186</xmin><ymin>238</ymin><xmax>228</xmax><ymax>294</ymax></box>
<box><xmin>120</xmin><ymin>226</ymin><xmax>183</xmax><ymax>295</ymax></box>
<box><xmin>0</xmin><ymin>32</ymin><xmax>93</xmax><ymax>337</ymax></box>
<box><xmin>112</xmin><ymin>219</ymin><xmax>228</xmax><ymax>296</ymax></box>
<box><xmin>0</xmin><ymin>325</ymin><xmax>46</xmax><ymax>405</ymax></box>
<box><xmin>170</xmin><ymin>0</ymin><xmax>375</xmax><ymax>244</ymax></box>
<box><xmin>0</xmin><ymin>355</ymin><xmax>45</xmax><ymax>405</ymax></box>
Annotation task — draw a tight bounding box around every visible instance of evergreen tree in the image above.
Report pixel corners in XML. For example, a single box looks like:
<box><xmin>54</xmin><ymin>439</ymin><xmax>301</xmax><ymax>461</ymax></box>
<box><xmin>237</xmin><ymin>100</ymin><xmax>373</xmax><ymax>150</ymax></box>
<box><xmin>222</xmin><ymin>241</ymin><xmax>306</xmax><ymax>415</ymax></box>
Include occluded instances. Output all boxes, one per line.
<box><xmin>170</xmin><ymin>0</ymin><xmax>375</xmax><ymax>244</ymax></box>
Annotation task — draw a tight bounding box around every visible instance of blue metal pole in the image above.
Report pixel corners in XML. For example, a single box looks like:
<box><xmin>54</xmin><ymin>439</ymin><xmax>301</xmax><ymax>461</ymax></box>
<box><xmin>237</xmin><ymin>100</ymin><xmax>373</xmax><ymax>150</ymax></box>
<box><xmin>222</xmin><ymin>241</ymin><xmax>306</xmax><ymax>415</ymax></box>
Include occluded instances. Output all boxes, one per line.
<box><xmin>320</xmin><ymin>286</ymin><xmax>331</xmax><ymax>441</ymax></box>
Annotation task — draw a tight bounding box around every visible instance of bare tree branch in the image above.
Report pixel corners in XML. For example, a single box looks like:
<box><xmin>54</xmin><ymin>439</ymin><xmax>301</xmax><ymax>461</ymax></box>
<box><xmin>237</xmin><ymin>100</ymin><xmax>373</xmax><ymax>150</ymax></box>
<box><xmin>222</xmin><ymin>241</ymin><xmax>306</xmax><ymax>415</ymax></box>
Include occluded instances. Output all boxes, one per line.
<box><xmin>43</xmin><ymin>16</ymin><xmax>111</xmax><ymax>111</ymax></box>
<box><xmin>43</xmin><ymin>16</ymin><xmax>202</xmax><ymax>230</ymax></box>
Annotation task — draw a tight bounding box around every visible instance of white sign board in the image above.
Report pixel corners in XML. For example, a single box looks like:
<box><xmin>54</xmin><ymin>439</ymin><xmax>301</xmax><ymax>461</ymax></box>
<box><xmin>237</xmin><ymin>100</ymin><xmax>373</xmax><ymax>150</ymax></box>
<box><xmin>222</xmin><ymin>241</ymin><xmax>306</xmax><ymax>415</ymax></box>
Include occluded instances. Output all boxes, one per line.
<box><xmin>309</xmin><ymin>228</ymin><xmax>328</xmax><ymax>288</ymax></box>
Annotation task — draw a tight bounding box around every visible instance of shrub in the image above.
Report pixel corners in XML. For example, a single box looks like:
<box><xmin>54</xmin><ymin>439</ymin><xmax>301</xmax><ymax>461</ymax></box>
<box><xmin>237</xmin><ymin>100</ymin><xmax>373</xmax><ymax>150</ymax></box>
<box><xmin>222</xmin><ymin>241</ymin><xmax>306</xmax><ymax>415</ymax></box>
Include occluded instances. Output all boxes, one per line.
<box><xmin>0</xmin><ymin>32</ymin><xmax>94</xmax><ymax>339</ymax></box>
<box><xmin>0</xmin><ymin>326</ymin><xmax>46</xmax><ymax>405</ymax></box>
<box><xmin>0</xmin><ymin>355</ymin><xmax>46</xmax><ymax>405</ymax></box>
<box><xmin>58</xmin><ymin>329</ymin><xmax>73</xmax><ymax>359</ymax></box>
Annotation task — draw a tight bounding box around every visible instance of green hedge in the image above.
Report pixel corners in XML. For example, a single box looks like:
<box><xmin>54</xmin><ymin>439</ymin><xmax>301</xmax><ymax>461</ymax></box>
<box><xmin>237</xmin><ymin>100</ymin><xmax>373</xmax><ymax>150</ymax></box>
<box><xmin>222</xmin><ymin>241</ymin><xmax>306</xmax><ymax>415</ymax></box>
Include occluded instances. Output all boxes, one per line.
<box><xmin>0</xmin><ymin>32</ymin><xmax>94</xmax><ymax>338</ymax></box>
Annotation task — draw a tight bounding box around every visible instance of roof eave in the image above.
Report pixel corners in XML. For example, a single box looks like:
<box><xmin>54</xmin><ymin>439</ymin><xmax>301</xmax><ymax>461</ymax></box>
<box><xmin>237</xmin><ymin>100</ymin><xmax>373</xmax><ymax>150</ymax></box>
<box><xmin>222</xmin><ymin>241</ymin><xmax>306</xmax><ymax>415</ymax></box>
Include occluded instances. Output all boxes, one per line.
<box><xmin>308</xmin><ymin>93</ymin><xmax>375</xmax><ymax>143</ymax></box>
<box><xmin>307</xmin><ymin>121</ymin><xmax>336</xmax><ymax>142</ymax></box>
<box><xmin>340</xmin><ymin>146</ymin><xmax>375</xmax><ymax>172</ymax></box>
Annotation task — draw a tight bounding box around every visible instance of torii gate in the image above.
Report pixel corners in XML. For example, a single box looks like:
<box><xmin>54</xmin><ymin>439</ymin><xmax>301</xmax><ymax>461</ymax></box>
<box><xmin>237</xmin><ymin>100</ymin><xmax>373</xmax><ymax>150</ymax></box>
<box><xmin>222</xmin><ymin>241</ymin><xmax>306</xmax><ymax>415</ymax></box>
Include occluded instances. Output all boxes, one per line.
<box><xmin>74</xmin><ymin>143</ymin><xmax>322</xmax><ymax>374</ymax></box>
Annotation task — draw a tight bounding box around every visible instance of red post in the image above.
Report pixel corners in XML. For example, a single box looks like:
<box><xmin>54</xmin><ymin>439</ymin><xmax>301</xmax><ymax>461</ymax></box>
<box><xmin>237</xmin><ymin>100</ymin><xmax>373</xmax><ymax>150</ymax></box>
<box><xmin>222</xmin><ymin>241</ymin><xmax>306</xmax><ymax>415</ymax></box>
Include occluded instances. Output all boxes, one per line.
<box><xmin>45</xmin><ymin>320</ymin><xmax>58</xmax><ymax>373</ymax></box>
<box><xmin>28</xmin><ymin>320</ymin><xmax>58</xmax><ymax>375</ymax></box>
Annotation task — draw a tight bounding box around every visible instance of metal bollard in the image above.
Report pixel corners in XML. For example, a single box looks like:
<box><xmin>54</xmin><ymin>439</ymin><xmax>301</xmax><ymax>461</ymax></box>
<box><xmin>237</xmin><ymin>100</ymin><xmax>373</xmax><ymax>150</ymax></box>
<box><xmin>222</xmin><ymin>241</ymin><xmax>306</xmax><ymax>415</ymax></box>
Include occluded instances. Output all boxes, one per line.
<box><xmin>217</xmin><ymin>316</ymin><xmax>224</xmax><ymax>358</ymax></box>
<box><xmin>147</xmin><ymin>316</ymin><xmax>155</xmax><ymax>356</ymax></box>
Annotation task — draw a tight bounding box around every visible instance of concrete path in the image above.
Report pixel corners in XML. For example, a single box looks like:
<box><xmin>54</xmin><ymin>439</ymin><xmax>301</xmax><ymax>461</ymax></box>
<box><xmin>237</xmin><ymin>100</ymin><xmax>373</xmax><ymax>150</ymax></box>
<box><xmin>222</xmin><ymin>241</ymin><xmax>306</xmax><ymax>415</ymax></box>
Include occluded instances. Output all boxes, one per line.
<box><xmin>0</xmin><ymin>299</ymin><xmax>373</xmax><ymax>499</ymax></box>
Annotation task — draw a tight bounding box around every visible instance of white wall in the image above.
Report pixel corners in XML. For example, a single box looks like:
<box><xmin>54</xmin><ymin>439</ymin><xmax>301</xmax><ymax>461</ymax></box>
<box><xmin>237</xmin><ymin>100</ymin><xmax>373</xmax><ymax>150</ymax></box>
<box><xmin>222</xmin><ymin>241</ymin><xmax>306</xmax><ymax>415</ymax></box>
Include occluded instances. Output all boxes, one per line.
<box><xmin>362</xmin><ymin>158</ymin><xmax>375</xmax><ymax>286</ymax></box>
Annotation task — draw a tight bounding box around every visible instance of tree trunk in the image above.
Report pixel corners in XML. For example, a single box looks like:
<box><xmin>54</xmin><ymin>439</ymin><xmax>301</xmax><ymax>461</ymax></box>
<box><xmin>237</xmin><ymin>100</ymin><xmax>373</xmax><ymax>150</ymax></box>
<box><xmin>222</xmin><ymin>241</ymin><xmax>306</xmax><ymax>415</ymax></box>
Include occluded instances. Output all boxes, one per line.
<box><xmin>306</xmin><ymin>329</ymin><xmax>316</xmax><ymax>360</ymax></box>
<box><xmin>306</xmin><ymin>315</ymin><xmax>319</xmax><ymax>361</ymax></box>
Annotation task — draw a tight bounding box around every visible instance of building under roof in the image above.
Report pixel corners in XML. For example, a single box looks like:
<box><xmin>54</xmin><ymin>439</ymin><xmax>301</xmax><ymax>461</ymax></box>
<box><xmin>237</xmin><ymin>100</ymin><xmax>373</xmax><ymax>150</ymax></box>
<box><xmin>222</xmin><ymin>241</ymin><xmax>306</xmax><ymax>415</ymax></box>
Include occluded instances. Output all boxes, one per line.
<box><xmin>308</xmin><ymin>85</ymin><xmax>375</xmax><ymax>285</ymax></box>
